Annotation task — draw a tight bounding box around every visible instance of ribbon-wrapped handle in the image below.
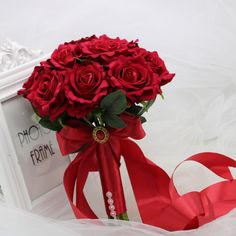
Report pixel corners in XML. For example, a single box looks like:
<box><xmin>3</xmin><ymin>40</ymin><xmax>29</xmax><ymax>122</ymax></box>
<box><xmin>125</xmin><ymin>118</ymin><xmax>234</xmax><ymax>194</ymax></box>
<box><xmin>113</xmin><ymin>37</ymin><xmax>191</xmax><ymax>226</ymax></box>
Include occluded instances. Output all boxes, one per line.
<box><xmin>96</xmin><ymin>140</ymin><xmax>127</xmax><ymax>218</ymax></box>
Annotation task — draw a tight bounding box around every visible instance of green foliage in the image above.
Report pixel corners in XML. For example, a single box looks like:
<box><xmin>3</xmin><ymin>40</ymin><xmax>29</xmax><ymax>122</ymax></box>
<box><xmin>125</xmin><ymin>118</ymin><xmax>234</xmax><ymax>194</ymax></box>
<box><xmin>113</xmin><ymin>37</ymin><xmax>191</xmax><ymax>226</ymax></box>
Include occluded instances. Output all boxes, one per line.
<box><xmin>138</xmin><ymin>99</ymin><xmax>156</xmax><ymax>116</ymax></box>
<box><xmin>100</xmin><ymin>90</ymin><xmax>127</xmax><ymax>115</ymax></box>
<box><xmin>38</xmin><ymin>112</ymin><xmax>65</xmax><ymax>131</ymax></box>
<box><xmin>140</xmin><ymin>116</ymin><xmax>147</xmax><ymax>124</ymax></box>
<box><xmin>39</xmin><ymin>116</ymin><xmax>63</xmax><ymax>131</ymax></box>
<box><xmin>100</xmin><ymin>90</ymin><xmax>127</xmax><ymax>128</ymax></box>
<box><xmin>125</xmin><ymin>104</ymin><xmax>143</xmax><ymax>116</ymax></box>
<box><xmin>103</xmin><ymin>113</ymin><xmax>126</xmax><ymax>128</ymax></box>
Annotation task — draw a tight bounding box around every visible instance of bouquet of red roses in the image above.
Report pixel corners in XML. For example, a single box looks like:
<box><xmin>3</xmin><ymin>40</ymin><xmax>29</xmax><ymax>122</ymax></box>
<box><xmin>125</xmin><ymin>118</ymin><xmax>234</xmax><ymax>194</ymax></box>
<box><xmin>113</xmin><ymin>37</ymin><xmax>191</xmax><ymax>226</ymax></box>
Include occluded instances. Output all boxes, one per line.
<box><xmin>18</xmin><ymin>35</ymin><xmax>236</xmax><ymax>231</ymax></box>
<box><xmin>18</xmin><ymin>35</ymin><xmax>174</xmax><ymax>128</ymax></box>
<box><xmin>18</xmin><ymin>34</ymin><xmax>174</xmax><ymax>221</ymax></box>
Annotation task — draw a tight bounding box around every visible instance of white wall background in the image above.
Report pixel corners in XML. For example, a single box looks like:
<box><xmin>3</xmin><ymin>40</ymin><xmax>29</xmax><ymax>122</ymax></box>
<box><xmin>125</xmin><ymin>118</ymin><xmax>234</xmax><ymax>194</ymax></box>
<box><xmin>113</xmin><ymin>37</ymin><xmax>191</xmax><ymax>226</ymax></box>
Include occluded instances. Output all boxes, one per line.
<box><xmin>1</xmin><ymin>0</ymin><xmax>236</xmax><ymax>220</ymax></box>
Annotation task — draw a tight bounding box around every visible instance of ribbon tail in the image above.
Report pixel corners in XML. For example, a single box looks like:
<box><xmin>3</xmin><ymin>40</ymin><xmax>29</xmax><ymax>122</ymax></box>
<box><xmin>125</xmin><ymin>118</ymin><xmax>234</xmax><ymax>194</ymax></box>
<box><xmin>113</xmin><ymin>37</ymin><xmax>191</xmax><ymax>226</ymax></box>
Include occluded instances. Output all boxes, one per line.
<box><xmin>120</xmin><ymin>139</ymin><xmax>171</xmax><ymax>225</ymax></box>
<box><xmin>63</xmin><ymin>145</ymin><xmax>98</xmax><ymax>219</ymax></box>
<box><xmin>186</xmin><ymin>152</ymin><xmax>236</xmax><ymax>180</ymax></box>
<box><xmin>168</xmin><ymin>152</ymin><xmax>236</xmax><ymax>230</ymax></box>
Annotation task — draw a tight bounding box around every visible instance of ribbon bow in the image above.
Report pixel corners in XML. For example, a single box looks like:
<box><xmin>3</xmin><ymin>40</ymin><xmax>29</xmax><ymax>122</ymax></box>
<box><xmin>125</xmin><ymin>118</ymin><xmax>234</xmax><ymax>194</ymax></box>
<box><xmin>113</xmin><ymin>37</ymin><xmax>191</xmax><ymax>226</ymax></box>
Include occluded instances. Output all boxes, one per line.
<box><xmin>57</xmin><ymin>114</ymin><xmax>236</xmax><ymax>231</ymax></box>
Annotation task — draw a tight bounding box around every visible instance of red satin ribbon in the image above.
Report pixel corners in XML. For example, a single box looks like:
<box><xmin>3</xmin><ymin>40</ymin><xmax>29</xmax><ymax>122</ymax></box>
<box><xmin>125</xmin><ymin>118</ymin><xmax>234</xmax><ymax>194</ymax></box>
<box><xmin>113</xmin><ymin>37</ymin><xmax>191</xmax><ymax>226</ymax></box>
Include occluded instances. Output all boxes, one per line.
<box><xmin>57</xmin><ymin>115</ymin><xmax>236</xmax><ymax>231</ymax></box>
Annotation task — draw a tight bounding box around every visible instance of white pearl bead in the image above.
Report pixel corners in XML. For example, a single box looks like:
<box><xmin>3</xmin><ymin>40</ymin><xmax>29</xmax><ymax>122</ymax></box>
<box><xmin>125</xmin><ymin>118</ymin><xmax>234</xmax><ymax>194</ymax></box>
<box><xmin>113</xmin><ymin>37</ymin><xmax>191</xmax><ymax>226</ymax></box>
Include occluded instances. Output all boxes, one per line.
<box><xmin>110</xmin><ymin>211</ymin><xmax>116</xmax><ymax>217</ymax></box>
<box><xmin>106</xmin><ymin>191</ymin><xmax>112</xmax><ymax>198</ymax></box>
<box><xmin>109</xmin><ymin>205</ymin><xmax>115</xmax><ymax>210</ymax></box>
<box><xmin>107</xmin><ymin>198</ymin><xmax>114</xmax><ymax>205</ymax></box>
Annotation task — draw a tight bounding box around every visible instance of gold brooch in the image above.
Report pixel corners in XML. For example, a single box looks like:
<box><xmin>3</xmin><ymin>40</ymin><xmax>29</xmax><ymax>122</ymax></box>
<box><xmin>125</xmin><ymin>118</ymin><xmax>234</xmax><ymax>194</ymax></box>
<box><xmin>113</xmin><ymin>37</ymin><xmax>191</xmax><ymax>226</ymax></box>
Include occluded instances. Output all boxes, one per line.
<box><xmin>92</xmin><ymin>126</ymin><xmax>109</xmax><ymax>144</ymax></box>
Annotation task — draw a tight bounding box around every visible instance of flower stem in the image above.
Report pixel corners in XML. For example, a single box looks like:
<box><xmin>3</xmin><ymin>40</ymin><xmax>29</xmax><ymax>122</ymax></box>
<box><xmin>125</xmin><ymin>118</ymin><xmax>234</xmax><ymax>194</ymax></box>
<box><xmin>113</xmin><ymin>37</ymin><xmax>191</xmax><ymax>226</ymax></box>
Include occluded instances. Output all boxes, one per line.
<box><xmin>83</xmin><ymin>117</ymin><xmax>94</xmax><ymax>127</ymax></box>
<box><xmin>95</xmin><ymin>113</ymin><xmax>104</xmax><ymax>127</ymax></box>
<box><xmin>116</xmin><ymin>211</ymin><xmax>129</xmax><ymax>221</ymax></box>
<box><xmin>108</xmin><ymin>211</ymin><xmax>129</xmax><ymax>220</ymax></box>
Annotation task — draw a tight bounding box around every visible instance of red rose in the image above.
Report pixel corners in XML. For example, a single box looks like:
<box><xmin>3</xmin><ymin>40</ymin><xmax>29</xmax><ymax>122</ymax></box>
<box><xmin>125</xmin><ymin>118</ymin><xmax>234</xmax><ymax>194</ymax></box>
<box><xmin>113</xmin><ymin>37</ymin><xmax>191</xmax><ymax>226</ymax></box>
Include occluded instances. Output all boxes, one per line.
<box><xmin>80</xmin><ymin>34</ymin><xmax>130</xmax><ymax>59</ymax></box>
<box><xmin>133</xmin><ymin>48</ymin><xmax>175</xmax><ymax>86</ymax></box>
<box><xmin>50</xmin><ymin>44</ymin><xmax>75</xmax><ymax>69</ymax></box>
<box><xmin>154</xmin><ymin>56</ymin><xmax>175</xmax><ymax>86</ymax></box>
<box><xmin>64</xmin><ymin>35</ymin><xmax>98</xmax><ymax>45</ymax></box>
<box><xmin>18</xmin><ymin>66</ymin><xmax>42</xmax><ymax>95</ymax></box>
<box><xmin>64</xmin><ymin>36</ymin><xmax>99</xmax><ymax>59</ymax></box>
<box><xmin>127</xmin><ymin>39</ymin><xmax>139</xmax><ymax>49</ymax></box>
<box><xmin>108</xmin><ymin>56</ymin><xmax>161</xmax><ymax>103</ymax></box>
<box><xmin>40</xmin><ymin>59</ymin><xmax>53</xmax><ymax>68</ymax></box>
<box><xmin>65</xmin><ymin>62</ymin><xmax>108</xmax><ymax>118</ymax></box>
<box><xmin>19</xmin><ymin>67</ymin><xmax>67</xmax><ymax>121</ymax></box>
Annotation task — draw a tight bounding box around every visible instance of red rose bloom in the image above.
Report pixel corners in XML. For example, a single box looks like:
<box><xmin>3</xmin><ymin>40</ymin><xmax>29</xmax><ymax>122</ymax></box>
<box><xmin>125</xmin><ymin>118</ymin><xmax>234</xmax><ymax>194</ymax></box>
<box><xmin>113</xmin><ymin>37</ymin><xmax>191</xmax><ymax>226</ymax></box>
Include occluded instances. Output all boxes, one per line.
<box><xmin>133</xmin><ymin>48</ymin><xmax>175</xmax><ymax>86</ymax></box>
<box><xmin>80</xmin><ymin>34</ymin><xmax>130</xmax><ymax>59</ymax></box>
<box><xmin>65</xmin><ymin>62</ymin><xmax>108</xmax><ymax>118</ymax></box>
<box><xmin>19</xmin><ymin>66</ymin><xmax>67</xmax><ymax>121</ymax></box>
<box><xmin>50</xmin><ymin>44</ymin><xmax>75</xmax><ymax>69</ymax></box>
<box><xmin>108</xmin><ymin>56</ymin><xmax>161</xmax><ymax>103</ymax></box>
<box><xmin>64</xmin><ymin>36</ymin><xmax>99</xmax><ymax>59</ymax></box>
<box><xmin>64</xmin><ymin>35</ymin><xmax>98</xmax><ymax>45</ymax></box>
<box><xmin>154</xmin><ymin>56</ymin><xmax>175</xmax><ymax>86</ymax></box>
<box><xmin>18</xmin><ymin>66</ymin><xmax>42</xmax><ymax>95</ymax></box>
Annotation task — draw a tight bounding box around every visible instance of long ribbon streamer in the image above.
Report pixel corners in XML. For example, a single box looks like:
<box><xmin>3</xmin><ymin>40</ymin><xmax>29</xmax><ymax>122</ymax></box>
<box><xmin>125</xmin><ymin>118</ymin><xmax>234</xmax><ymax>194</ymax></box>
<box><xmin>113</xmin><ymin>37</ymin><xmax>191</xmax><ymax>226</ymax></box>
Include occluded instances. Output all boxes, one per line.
<box><xmin>57</xmin><ymin>115</ymin><xmax>236</xmax><ymax>231</ymax></box>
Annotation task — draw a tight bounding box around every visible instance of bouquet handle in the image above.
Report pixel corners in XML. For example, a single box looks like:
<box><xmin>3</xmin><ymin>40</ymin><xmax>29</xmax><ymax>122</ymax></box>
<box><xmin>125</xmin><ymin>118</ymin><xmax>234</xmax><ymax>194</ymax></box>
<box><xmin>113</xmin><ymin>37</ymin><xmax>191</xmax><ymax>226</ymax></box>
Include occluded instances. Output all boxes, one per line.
<box><xmin>96</xmin><ymin>140</ymin><xmax>128</xmax><ymax>220</ymax></box>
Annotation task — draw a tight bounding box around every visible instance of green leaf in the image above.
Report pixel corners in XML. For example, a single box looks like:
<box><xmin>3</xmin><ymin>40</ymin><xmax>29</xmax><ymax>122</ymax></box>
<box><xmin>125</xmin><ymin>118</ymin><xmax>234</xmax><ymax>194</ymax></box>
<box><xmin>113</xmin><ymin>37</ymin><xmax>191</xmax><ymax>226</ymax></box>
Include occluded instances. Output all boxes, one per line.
<box><xmin>125</xmin><ymin>104</ymin><xmax>143</xmax><ymax>116</ymax></box>
<box><xmin>103</xmin><ymin>113</ymin><xmax>126</xmax><ymax>128</ymax></box>
<box><xmin>75</xmin><ymin>58</ymin><xmax>86</xmax><ymax>63</ymax></box>
<box><xmin>145</xmin><ymin>99</ymin><xmax>155</xmax><ymax>110</ymax></box>
<box><xmin>32</xmin><ymin>106</ymin><xmax>64</xmax><ymax>130</ymax></box>
<box><xmin>39</xmin><ymin>116</ymin><xmax>63</xmax><ymax>131</ymax></box>
<box><xmin>32</xmin><ymin>106</ymin><xmax>40</xmax><ymax>116</ymax></box>
<box><xmin>58</xmin><ymin>117</ymin><xmax>65</xmax><ymax>128</ymax></box>
<box><xmin>160</xmin><ymin>93</ymin><xmax>164</xmax><ymax>100</ymax></box>
<box><xmin>100</xmin><ymin>90</ymin><xmax>127</xmax><ymax>115</ymax></box>
<box><xmin>138</xmin><ymin>99</ymin><xmax>156</xmax><ymax>116</ymax></box>
<box><xmin>140</xmin><ymin>116</ymin><xmax>147</xmax><ymax>124</ymax></box>
<box><xmin>33</xmin><ymin>113</ymin><xmax>41</xmax><ymax>123</ymax></box>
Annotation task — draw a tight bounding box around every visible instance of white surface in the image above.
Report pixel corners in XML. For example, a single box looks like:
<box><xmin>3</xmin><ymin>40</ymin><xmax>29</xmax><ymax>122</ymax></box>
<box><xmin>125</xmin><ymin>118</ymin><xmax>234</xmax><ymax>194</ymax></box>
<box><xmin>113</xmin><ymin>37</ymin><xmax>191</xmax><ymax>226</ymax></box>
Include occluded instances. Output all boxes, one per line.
<box><xmin>0</xmin><ymin>0</ymin><xmax>236</xmax><ymax>235</ymax></box>
<box><xmin>1</xmin><ymin>202</ymin><xmax>236</xmax><ymax>236</ymax></box>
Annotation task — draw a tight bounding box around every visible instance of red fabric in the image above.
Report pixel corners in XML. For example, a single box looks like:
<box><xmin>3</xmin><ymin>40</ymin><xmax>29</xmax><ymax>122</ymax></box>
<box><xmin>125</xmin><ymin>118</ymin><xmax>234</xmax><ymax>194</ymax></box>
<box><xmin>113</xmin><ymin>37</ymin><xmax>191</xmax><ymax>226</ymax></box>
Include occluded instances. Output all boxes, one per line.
<box><xmin>57</xmin><ymin>115</ymin><xmax>236</xmax><ymax>231</ymax></box>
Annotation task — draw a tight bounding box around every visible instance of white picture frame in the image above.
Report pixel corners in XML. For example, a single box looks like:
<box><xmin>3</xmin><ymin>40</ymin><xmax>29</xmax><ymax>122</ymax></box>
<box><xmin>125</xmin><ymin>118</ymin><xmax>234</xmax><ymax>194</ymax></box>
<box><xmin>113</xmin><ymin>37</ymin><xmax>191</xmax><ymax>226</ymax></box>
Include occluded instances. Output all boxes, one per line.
<box><xmin>0</xmin><ymin>54</ymin><xmax>71</xmax><ymax>217</ymax></box>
